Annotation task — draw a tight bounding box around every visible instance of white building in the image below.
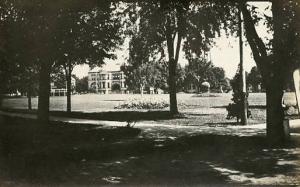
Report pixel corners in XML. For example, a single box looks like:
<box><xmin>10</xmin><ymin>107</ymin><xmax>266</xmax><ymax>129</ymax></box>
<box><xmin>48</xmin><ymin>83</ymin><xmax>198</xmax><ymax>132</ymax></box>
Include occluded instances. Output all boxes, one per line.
<box><xmin>88</xmin><ymin>64</ymin><xmax>127</xmax><ymax>94</ymax></box>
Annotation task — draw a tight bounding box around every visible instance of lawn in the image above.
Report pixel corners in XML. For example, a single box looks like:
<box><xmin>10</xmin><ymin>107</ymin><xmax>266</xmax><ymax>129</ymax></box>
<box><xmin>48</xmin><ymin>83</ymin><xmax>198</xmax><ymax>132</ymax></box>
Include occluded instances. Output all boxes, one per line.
<box><xmin>2</xmin><ymin>93</ymin><xmax>268</xmax><ymax>125</ymax></box>
<box><xmin>2</xmin><ymin>93</ymin><xmax>268</xmax><ymax>112</ymax></box>
<box><xmin>1</xmin><ymin>93</ymin><xmax>300</xmax><ymax>186</ymax></box>
<box><xmin>0</xmin><ymin>115</ymin><xmax>299</xmax><ymax>186</ymax></box>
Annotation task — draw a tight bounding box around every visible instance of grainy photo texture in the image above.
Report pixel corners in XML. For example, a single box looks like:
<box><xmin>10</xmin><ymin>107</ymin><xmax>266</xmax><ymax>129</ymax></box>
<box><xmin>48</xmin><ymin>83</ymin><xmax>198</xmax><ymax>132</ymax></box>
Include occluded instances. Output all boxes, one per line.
<box><xmin>0</xmin><ymin>0</ymin><xmax>299</xmax><ymax>186</ymax></box>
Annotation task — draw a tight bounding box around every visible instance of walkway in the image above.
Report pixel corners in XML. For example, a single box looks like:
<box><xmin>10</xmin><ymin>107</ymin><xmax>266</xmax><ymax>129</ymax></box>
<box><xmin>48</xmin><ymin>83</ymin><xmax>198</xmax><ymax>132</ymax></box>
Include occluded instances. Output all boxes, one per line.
<box><xmin>0</xmin><ymin>110</ymin><xmax>267</xmax><ymax>139</ymax></box>
<box><xmin>1</xmin><ymin>109</ymin><xmax>300</xmax><ymax>140</ymax></box>
<box><xmin>0</xmin><ymin>110</ymin><xmax>300</xmax><ymax>186</ymax></box>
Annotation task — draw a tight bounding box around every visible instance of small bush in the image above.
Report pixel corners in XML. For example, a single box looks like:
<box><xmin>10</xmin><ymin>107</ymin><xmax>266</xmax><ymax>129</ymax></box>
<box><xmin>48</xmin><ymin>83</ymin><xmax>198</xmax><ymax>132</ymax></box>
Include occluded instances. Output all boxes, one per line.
<box><xmin>226</xmin><ymin>103</ymin><xmax>252</xmax><ymax>122</ymax></box>
<box><xmin>226</xmin><ymin>67</ymin><xmax>251</xmax><ymax>123</ymax></box>
<box><xmin>114</xmin><ymin>97</ymin><xmax>169</xmax><ymax>110</ymax></box>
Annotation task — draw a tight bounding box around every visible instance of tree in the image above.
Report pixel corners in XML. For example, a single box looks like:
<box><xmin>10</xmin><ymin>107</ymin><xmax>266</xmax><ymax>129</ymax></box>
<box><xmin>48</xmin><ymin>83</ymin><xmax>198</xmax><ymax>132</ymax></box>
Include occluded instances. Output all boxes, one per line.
<box><xmin>6</xmin><ymin>14</ymin><xmax>40</xmax><ymax>110</ymax></box>
<box><xmin>122</xmin><ymin>61</ymin><xmax>169</xmax><ymax>94</ymax></box>
<box><xmin>75</xmin><ymin>76</ymin><xmax>89</xmax><ymax>93</ymax></box>
<box><xmin>211</xmin><ymin>67</ymin><xmax>228</xmax><ymax>92</ymax></box>
<box><xmin>226</xmin><ymin>65</ymin><xmax>251</xmax><ymax>123</ymax></box>
<box><xmin>121</xmin><ymin>29</ymin><xmax>169</xmax><ymax>93</ymax></box>
<box><xmin>54</xmin><ymin>2</ymin><xmax>123</xmax><ymax>112</ymax></box>
<box><xmin>16</xmin><ymin>66</ymin><xmax>39</xmax><ymax>110</ymax></box>
<box><xmin>0</xmin><ymin>0</ymin><xmax>39</xmax><ymax>110</ymax></box>
<box><xmin>16</xmin><ymin>1</ymin><xmax>68</xmax><ymax>122</ymax></box>
<box><xmin>128</xmin><ymin>1</ymin><xmax>237</xmax><ymax>115</ymax></box>
<box><xmin>51</xmin><ymin>68</ymin><xmax>67</xmax><ymax>90</ymax></box>
<box><xmin>240</xmin><ymin>1</ymin><xmax>300</xmax><ymax>144</ymax></box>
<box><xmin>184</xmin><ymin>58</ymin><xmax>227</xmax><ymax>92</ymax></box>
<box><xmin>4</xmin><ymin>0</ymin><xmax>124</xmax><ymax>122</ymax></box>
<box><xmin>247</xmin><ymin>66</ymin><xmax>263</xmax><ymax>92</ymax></box>
<box><xmin>0</xmin><ymin>0</ymin><xmax>18</xmax><ymax>107</ymax></box>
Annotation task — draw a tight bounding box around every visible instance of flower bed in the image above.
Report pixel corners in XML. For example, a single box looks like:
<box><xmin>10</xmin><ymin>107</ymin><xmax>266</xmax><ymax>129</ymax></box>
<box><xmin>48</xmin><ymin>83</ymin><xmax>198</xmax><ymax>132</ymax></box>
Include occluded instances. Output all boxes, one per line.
<box><xmin>114</xmin><ymin>97</ymin><xmax>169</xmax><ymax>110</ymax></box>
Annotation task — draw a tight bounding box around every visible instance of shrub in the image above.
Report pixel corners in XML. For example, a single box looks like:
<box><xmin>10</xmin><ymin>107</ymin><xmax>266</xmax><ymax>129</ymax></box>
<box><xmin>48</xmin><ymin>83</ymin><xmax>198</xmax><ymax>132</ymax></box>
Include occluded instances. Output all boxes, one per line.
<box><xmin>114</xmin><ymin>97</ymin><xmax>169</xmax><ymax>110</ymax></box>
<box><xmin>226</xmin><ymin>67</ymin><xmax>251</xmax><ymax>123</ymax></box>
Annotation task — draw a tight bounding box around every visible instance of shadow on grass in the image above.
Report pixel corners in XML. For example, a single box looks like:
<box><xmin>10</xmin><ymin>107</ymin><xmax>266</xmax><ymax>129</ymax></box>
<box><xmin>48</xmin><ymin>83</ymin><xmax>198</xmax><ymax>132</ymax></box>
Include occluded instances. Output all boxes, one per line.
<box><xmin>184</xmin><ymin>113</ymin><xmax>210</xmax><ymax>117</ymax></box>
<box><xmin>0</xmin><ymin>115</ymin><xmax>298</xmax><ymax>185</ymax></box>
<box><xmin>0</xmin><ymin>108</ymin><xmax>186</xmax><ymax>121</ymax></box>
<box><xmin>212</xmin><ymin>105</ymin><xmax>266</xmax><ymax>109</ymax></box>
<box><xmin>204</xmin><ymin>122</ymin><xmax>240</xmax><ymax>126</ymax></box>
<box><xmin>192</xmin><ymin>94</ymin><xmax>220</xmax><ymax>97</ymax></box>
<box><xmin>0</xmin><ymin>115</ymin><xmax>142</xmax><ymax>183</ymax></box>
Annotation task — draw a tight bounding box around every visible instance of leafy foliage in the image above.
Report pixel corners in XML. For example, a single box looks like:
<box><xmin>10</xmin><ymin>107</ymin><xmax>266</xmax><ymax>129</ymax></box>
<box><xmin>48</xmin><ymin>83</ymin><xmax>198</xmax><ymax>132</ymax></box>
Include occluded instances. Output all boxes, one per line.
<box><xmin>75</xmin><ymin>76</ymin><xmax>89</xmax><ymax>93</ymax></box>
<box><xmin>184</xmin><ymin>58</ymin><xmax>228</xmax><ymax>92</ymax></box>
<box><xmin>247</xmin><ymin>66</ymin><xmax>263</xmax><ymax>92</ymax></box>
<box><xmin>124</xmin><ymin>0</ymin><xmax>239</xmax><ymax>113</ymax></box>
<box><xmin>226</xmin><ymin>66</ymin><xmax>251</xmax><ymax>122</ymax></box>
<box><xmin>0</xmin><ymin>0</ymin><xmax>124</xmax><ymax>114</ymax></box>
<box><xmin>121</xmin><ymin>61</ymin><xmax>168</xmax><ymax>93</ymax></box>
<box><xmin>121</xmin><ymin>29</ymin><xmax>168</xmax><ymax>93</ymax></box>
<box><xmin>115</xmin><ymin>98</ymin><xmax>169</xmax><ymax>110</ymax></box>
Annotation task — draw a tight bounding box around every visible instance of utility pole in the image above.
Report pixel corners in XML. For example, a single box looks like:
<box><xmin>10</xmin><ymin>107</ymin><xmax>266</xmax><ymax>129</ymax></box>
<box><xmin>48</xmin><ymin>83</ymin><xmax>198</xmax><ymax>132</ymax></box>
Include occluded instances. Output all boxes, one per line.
<box><xmin>239</xmin><ymin>8</ymin><xmax>247</xmax><ymax>125</ymax></box>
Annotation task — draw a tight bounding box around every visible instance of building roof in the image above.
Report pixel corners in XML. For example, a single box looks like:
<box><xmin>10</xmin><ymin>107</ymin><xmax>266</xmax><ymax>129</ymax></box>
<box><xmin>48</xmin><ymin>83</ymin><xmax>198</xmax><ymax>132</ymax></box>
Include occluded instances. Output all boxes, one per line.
<box><xmin>89</xmin><ymin>63</ymin><xmax>122</xmax><ymax>73</ymax></box>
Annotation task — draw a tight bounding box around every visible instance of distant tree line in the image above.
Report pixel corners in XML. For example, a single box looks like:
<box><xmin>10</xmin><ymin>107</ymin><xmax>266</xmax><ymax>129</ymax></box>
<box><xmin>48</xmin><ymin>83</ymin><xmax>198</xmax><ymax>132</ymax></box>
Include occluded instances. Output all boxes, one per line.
<box><xmin>122</xmin><ymin>57</ymin><xmax>229</xmax><ymax>94</ymax></box>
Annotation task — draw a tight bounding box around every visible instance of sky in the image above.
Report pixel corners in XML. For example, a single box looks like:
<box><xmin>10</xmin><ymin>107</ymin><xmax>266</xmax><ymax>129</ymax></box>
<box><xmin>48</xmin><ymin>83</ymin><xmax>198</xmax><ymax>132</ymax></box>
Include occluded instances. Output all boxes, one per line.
<box><xmin>73</xmin><ymin>2</ymin><xmax>272</xmax><ymax>79</ymax></box>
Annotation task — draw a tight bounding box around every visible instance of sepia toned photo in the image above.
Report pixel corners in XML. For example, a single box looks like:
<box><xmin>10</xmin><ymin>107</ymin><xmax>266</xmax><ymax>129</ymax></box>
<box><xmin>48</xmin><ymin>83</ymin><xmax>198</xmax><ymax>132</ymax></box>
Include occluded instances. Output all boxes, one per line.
<box><xmin>0</xmin><ymin>0</ymin><xmax>299</xmax><ymax>186</ymax></box>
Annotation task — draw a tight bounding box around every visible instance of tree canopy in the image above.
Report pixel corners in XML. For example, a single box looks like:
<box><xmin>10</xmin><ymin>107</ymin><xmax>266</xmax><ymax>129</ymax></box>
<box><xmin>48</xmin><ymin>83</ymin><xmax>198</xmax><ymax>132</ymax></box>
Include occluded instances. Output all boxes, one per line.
<box><xmin>124</xmin><ymin>0</ymin><xmax>238</xmax><ymax>114</ymax></box>
<box><xmin>0</xmin><ymin>0</ymin><xmax>125</xmax><ymax>120</ymax></box>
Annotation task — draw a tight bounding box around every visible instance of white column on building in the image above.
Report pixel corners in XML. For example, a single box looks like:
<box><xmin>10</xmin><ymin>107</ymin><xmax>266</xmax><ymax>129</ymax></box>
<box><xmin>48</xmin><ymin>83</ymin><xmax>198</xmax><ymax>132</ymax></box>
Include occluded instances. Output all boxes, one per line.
<box><xmin>96</xmin><ymin>73</ymin><xmax>98</xmax><ymax>93</ymax></box>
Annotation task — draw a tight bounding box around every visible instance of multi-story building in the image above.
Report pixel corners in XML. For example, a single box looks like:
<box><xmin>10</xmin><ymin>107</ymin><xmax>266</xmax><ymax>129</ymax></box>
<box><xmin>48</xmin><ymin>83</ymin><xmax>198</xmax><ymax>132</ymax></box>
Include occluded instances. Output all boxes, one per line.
<box><xmin>88</xmin><ymin>64</ymin><xmax>127</xmax><ymax>94</ymax></box>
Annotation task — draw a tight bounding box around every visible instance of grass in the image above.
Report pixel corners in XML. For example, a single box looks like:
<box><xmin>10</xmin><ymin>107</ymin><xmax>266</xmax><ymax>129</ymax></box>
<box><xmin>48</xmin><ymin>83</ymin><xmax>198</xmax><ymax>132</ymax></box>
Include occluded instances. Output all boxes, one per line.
<box><xmin>1</xmin><ymin>93</ymin><xmax>299</xmax><ymax>185</ymax></box>
<box><xmin>1</xmin><ymin>93</ymin><xmax>268</xmax><ymax>125</ymax></box>
<box><xmin>0</xmin><ymin>115</ymin><xmax>299</xmax><ymax>186</ymax></box>
<box><xmin>2</xmin><ymin>93</ymin><xmax>266</xmax><ymax>111</ymax></box>
<box><xmin>0</xmin><ymin>108</ymin><xmax>185</xmax><ymax>122</ymax></box>
<box><xmin>0</xmin><ymin>115</ymin><xmax>142</xmax><ymax>184</ymax></box>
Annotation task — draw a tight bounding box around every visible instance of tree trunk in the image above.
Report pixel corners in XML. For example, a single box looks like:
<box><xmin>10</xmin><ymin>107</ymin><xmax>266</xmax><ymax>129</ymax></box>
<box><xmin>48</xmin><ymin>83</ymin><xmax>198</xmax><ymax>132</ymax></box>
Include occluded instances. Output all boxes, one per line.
<box><xmin>266</xmin><ymin>83</ymin><xmax>285</xmax><ymax>144</ymax></box>
<box><xmin>140</xmin><ymin>84</ymin><xmax>144</xmax><ymax>96</ymax></box>
<box><xmin>163</xmin><ymin>3</ymin><xmax>185</xmax><ymax>116</ymax></box>
<box><xmin>64</xmin><ymin>62</ymin><xmax>73</xmax><ymax>113</ymax></box>
<box><xmin>169</xmin><ymin>59</ymin><xmax>178</xmax><ymax>115</ymax></box>
<box><xmin>66</xmin><ymin>66</ymin><xmax>72</xmax><ymax>113</ymax></box>
<box><xmin>266</xmin><ymin>0</ymin><xmax>288</xmax><ymax>145</ymax></box>
<box><xmin>241</xmin><ymin>1</ymin><xmax>287</xmax><ymax>144</ymax></box>
<box><xmin>37</xmin><ymin>63</ymin><xmax>51</xmax><ymax>123</ymax></box>
<box><xmin>0</xmin><ymin>94</ymin><xmax>3</xmax><ymax>109</ymax></box>
<box><xmin>27</xmin><ymin>89</ymin><xmax>32</xmax><ymax>110</ymax></box>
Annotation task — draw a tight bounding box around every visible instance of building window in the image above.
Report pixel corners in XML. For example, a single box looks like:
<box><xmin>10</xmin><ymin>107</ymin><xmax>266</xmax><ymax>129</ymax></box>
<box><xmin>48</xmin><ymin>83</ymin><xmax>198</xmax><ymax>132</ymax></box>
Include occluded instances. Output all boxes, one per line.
<box><xmin>100</xmin><ymin>74</ymin><xmax>106</xmax><ymax>80</ymax></box>
<box><xmin>113</xmin><ymin>74</ymin><xmax>120</xmax><ymax>80</ymax></box>
<box><xmin>108</xmin><ymin>82</ymin><xmax>110</xmax><ymax>88</ymax></box>
<box><xmin>102</xmin><ymin>82</ymin><xmax>105</xmax><ymax>88</ymax></box>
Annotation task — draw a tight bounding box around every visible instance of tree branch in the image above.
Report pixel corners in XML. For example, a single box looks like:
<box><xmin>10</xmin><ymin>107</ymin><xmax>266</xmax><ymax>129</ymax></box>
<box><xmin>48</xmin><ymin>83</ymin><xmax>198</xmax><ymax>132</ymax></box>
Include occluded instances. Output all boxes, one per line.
<box><xmin>240</xmin><ymin>2</ymin><xmax>269</xmax><ymax>81</ymax></box>
<box><xmin>165</xmin><ymin>14</ymin><xmax>174</xmax><ymax>62</ymax></box>
<box><xmin>174</xmin><ymin>32</ymin><xmax>182</xmax><ymax>64</ymax></box>
<box><xmin>174</xmin><ymin>7</ymin><xmax>185</xmax><ymax>64</ymax></box>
